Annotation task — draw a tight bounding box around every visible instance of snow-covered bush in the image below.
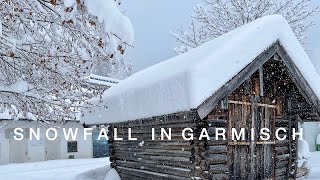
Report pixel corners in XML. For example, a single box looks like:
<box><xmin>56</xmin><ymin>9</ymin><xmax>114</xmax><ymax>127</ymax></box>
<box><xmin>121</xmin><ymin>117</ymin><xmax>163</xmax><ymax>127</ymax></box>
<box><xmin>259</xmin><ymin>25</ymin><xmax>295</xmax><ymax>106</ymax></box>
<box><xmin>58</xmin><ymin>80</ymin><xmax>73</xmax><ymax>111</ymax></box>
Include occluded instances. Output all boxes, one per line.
<box><xmin>298</xmin><ymin>139</ymin><xmax>311</xmax><ymax>168</ymax></box>
<box><xmin>0</xmin><ymin>0</ymin><xmax>133</xmax><ymax>121</ymax></box>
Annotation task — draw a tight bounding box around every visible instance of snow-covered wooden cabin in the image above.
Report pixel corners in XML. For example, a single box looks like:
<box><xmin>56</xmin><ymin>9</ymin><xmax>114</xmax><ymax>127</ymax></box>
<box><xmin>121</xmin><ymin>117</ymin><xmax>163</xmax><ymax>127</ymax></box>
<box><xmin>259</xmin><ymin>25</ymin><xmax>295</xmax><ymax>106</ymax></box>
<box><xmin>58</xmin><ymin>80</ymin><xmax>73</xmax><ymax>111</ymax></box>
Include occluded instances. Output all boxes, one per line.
<box><xmin>82</xmin><ymin>15</ymin><xmax>320</xmax><ymax>180</ymax></box>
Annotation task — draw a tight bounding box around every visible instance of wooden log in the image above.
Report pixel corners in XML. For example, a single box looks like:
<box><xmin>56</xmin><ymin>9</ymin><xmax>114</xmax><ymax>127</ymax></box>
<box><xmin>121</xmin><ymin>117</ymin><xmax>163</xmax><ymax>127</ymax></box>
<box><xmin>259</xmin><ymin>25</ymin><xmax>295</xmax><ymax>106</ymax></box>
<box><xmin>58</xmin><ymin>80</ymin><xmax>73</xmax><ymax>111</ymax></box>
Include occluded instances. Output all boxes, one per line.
<box><xmin>208</xmin><ymin>127</ymin><xmax>227</xmax><ymax>136</ymax></box>
<box><xmin>206</xmin><ymin>154</ymin><xmax>228</xmax><ymax>165</ymax></box>
<box><xmin>276</xmin><ymin>140</ymin><xmax>290</xmax><ymax>147</ymax></box>
<box><xmin>276</xmin><ymin>160</ymin><xmax>289</xmax><ymax>168</ymax></box>
<box><xmin>112</xmin><ymin>111</ymin><xmax>199</xmax><ymax>128</ymax></box>
<box><xmin>112</xmin><ymin>140</ymin><xmax>191</xmax><ymax>146</ymax></box>
<box><xmin>209</xmin><ymin>164</ymin><xmax>229</xmax><ymax>174</ymax></box>
<box><xmin>113</xmin><ymin>154</ymin><xmax>193</xmax><ymax>168</ymax></box>
<box><xmin>114</xmin><ymin>149</ymin><xmax>192</xmax><ymax>158</ymax></box>
<box><xmin>118</xmin><ymin>172</ymin><xmax>145</xmax><ymax>180</ymax></box>
<box><xmin>208</xmin><ymin>145</ymin><xmax>228</xmax><ymax>154</ymax></box>
<box><xmin>113</xmin><ymin>125</ymin><xmax>196</xmax><ymax>135</ymax></box>
<box><xmin>210</xmin><ymin>173</ymin><xmax>229</xmax><ymax>180</ymax></box>
<box><xmin>111</xmin><ymin>141</ymin><xmax>192</xmax><ymax>151</ymax></box>
<box><xmin>275</xmin><ymin>175</ymin><xmax>287</xmax><ymax>180</ymax></box>
<box><xmin>207</xmin><ymin>140</ymin><xmax>227</xmax><ymax>146</ymax></box>
<box><xmin>113</xmin><ymin>122</ymin><xmax>198</xmax><ymax>130</ymax></box>
<box><xmin>275</xmin><ymin>167</ymin><xmax>287</xmax><ymax>176</ymax></box>
<box><xmin>112</xmin><ymin>144</ymin><xmax>193</xmax><ymax>151</ymax></box>
<box><xmin>206</xmin><ymin>119</ymin><xmax>227</xmax><ymax>127</ymax></box>
<box><xmin>275</xmin><ymin>118</ymin><xmax>289</xmax><ymax>123</ymax></box>
<box><xmin>117</xmin><ymin>159</ymin><xmax>193</xmax><ymax>170</ymax></box>
<box><xmin>116</xmin><ymin>160</ymin><xmax>193</xmax><ymax>178</ymax></box>
<box><xmin>114</xmin><ymin>152</ymin><xmax>191</xmax><ymax>162</ymax></box>
<box><xmin>116</xmin><ymin>166</ymin><xmax>190</xmax><ymax>180</ymax></box>
<box><xmin>276</xmin><ymin>154</ymin><xmax>290</xmax><ymax>161</ymax></box>
<box><xmin>275</xmin><ymin>146</ymin><xmax>289</xmax><ymax>155</ymax></box>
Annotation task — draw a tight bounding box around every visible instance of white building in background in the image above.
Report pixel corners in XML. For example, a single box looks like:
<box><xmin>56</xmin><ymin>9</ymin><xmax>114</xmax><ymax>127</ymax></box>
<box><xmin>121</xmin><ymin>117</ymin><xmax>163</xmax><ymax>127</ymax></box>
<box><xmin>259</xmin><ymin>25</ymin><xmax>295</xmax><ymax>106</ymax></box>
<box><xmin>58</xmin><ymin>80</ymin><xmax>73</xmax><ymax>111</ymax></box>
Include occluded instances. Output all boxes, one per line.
<box><xmin>0</xmin><ymin>119</ymin><xmax>93</xmax><ymax>165</ymax></box>
<box><xmin>0</xmin><ymin>74</ymin><xmax>120</xmax><ymax>165</ymax></box>
<box><xmin>302</xmin><ymin>122</ymin><xmax>320</xmax><ymax>152</ymax></box>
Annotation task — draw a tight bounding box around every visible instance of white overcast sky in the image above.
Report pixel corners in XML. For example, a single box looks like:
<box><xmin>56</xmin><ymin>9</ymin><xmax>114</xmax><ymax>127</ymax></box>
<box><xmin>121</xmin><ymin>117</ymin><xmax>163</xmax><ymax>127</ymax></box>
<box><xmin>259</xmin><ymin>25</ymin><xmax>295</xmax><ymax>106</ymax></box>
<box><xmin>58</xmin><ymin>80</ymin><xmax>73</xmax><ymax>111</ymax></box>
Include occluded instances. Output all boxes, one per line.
<box><xmin>122</xmin><ymin>0</ymin><xmax>320</xmax><ymax>71</ymax></box>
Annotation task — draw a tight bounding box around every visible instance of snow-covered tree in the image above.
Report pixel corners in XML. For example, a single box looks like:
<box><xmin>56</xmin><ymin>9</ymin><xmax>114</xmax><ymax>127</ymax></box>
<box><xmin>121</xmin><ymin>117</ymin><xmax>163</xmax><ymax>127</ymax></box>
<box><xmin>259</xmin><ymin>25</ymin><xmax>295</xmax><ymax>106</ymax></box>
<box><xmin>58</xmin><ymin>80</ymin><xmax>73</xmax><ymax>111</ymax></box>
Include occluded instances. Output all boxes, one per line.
<box><xmin>91</xmin><ymin>57</ymin><xmax>133</xmax><ymax>80</ymax></box>
<box><xmin>0</xmin><ymin>0</ymin><xmax>134</xmax><ymax>121</ymax></box>
<box><xmin>172</xmin><ymin>0</ymin><xmax>319</xmax><ymax>54</ymax></box>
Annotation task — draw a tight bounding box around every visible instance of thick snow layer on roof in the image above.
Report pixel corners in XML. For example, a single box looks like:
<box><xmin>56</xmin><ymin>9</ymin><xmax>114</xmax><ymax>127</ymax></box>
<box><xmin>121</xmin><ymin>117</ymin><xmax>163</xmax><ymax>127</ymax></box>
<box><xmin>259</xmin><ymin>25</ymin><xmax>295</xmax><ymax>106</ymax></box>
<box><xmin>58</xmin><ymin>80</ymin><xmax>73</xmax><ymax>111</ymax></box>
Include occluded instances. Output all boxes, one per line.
<box><xmin>81</xmin><ymin>15</ymin><xmax>320</xmax><ymax>124</ymax></box>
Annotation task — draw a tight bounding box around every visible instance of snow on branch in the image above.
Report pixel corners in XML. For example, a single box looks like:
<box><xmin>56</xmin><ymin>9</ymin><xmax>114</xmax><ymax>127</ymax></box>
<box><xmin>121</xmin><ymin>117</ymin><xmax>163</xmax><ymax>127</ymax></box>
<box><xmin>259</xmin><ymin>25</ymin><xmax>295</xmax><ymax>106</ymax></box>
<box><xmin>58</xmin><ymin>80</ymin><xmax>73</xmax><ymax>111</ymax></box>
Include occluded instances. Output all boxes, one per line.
<box><xmin>172</xmin><ymin>0</ymin><xmax>319</xmax><ymax>54</ymax></box>
<box><xmin>0</xmin><ymin>0</ymin><xmax>134</xmax><ymax>121</ymax></box>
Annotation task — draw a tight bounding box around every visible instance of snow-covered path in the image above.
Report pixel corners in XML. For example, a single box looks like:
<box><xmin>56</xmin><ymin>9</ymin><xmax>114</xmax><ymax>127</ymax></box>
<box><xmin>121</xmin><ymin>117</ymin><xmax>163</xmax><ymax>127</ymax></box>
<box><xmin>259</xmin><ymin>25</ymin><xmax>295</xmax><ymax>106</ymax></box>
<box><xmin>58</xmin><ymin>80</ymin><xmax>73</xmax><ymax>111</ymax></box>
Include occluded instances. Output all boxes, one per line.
<box><xmin>304</xmin><ymin>152</ymin><xmax>320</xmax><ymax>180</ymax></box>
<box><xmin>0</xmin><ymin>158</ymin><xmax>110</xmax><ymax>180</ymax></box>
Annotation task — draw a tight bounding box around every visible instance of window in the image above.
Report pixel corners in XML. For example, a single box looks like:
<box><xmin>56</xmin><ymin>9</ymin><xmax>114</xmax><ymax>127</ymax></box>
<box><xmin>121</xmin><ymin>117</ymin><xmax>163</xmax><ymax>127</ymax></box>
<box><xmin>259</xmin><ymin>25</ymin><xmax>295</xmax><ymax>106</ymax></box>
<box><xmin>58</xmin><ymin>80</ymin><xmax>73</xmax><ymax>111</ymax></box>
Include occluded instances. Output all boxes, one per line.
<box><xmin>67</xmin><ymin>141</ymin><xmax>78</xmax><ymax>153</ymax></box>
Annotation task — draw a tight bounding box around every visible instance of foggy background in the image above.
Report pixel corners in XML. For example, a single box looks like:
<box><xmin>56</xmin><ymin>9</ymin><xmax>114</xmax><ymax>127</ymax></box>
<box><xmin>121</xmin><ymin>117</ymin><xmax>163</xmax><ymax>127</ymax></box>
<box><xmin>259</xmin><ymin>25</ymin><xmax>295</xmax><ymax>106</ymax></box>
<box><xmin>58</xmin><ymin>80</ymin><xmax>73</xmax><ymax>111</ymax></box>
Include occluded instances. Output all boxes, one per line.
<box><xmin>123</xmin><ymin>0</ymin><xmax>320</xmax><ymax>72</ymax></box>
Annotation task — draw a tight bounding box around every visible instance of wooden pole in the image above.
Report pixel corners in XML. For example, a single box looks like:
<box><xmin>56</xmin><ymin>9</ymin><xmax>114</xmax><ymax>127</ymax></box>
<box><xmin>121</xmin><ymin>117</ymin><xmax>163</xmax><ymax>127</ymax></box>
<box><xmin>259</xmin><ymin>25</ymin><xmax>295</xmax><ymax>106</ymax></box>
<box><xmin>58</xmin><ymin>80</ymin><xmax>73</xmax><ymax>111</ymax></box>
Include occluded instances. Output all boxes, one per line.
<box><xmin>259</xmin><ymin>67</ymin><xmax>264</xmax><ymax>97</ymax></box>
<box><xmin>250</xmin><ymin>96</ymin><xmax>257</xmax><ymax>180</ymax></box>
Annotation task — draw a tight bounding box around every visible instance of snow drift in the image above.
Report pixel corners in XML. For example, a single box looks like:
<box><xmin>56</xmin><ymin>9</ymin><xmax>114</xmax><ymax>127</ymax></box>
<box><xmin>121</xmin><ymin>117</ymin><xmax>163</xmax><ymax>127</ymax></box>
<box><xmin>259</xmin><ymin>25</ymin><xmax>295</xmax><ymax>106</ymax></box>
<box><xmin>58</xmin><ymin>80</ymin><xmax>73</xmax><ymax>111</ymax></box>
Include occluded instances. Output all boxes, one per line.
<box><xmin>298</xmin><ymin>139</ymin><xmax>311</xmax><ymax>167</ymax></box>
<box><xmin>104</xmin><ymin>168</ymin><xmax>121</xmax><ymax>180</ymax></box>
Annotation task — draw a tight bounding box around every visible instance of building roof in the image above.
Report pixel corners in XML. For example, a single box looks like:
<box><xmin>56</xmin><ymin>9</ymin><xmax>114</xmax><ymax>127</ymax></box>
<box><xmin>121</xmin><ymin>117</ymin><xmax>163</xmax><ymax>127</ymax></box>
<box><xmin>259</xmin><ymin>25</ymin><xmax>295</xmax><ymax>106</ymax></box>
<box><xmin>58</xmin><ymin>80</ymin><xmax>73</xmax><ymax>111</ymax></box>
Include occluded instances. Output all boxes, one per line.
<box><xmin>81</xmin><ymin>15</ymin><xmax>320</xmax><ymax>125</ymax></box>
<box><xmin>89</xmin><ymin>74</ymin><xmax>121</xmax><ymax>87</ymax></box>
<box><xmin>0</xmin><ymin>74</ymin><xmax>119</xmax><ymax>122</ymax></box>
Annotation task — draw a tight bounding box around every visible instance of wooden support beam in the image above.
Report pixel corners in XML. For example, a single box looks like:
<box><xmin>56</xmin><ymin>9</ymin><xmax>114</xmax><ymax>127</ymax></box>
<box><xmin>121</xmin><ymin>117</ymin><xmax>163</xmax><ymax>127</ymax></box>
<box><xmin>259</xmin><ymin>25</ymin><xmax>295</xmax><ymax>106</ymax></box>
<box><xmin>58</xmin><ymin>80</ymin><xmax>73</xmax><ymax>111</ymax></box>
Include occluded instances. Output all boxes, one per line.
<box><xmin>220</xmin><ymin>97</ymin><xmax>229</xmax><ymax>110</ymax></box>
<box><xmin>277</xmin><ymin>44</ymin><xmax>320</xmax><ymax>108</ymax></box>
<box><xmin>259</xmin><ymin>67</ymin><xmax>264</xmax><ymax>97</ymax></box>
<box><xmin>228</xmin><ymin>100</ymin><xmax>277</xmax><ymax>108</ymax></box>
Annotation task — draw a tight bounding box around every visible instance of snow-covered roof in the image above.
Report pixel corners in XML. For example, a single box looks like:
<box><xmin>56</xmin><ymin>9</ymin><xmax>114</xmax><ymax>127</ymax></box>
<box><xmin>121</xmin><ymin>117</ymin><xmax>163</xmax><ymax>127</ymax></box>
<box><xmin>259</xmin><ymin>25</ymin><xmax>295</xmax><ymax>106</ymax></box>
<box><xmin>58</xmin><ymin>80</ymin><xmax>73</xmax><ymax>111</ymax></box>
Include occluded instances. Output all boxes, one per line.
<box><xmin>81</xmin><ymin>15</ymin><xmax>320</xmax><ymax>124</ymax></box>
<box><xmin>89</xmin><ymin>74</ymin><xmax>121</xmax><ymax>87</ymax></box>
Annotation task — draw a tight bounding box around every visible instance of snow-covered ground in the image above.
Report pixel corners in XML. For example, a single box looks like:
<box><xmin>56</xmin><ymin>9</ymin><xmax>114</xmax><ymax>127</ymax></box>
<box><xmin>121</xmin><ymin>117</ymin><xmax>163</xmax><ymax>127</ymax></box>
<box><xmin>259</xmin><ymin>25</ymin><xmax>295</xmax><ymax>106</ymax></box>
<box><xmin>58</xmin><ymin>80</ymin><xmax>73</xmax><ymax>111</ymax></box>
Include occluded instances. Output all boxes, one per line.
<box><xmin>301</xmin><ymin>152</ymin><xmax>320</xmax><ymax>180</ymax></box>
<box><xmin>0</xmin><ymin>153</ymin><xmax>319</xmax><ymax>180</ymax></box>
<box><xmin>0</xmin><ymin>158</ymin><xmax>110</xmax><ymax>180</ymax></box>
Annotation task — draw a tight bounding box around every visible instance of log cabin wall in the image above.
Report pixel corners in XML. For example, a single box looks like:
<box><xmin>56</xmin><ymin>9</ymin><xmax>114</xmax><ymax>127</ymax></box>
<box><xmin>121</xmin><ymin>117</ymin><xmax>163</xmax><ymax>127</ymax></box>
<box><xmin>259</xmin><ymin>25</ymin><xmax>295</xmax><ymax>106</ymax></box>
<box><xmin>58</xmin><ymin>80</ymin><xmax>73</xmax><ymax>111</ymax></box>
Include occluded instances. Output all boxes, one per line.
<box><xmin>274</xmin><ymin>100</ymin><xmax>297</xmax><ymax>180</ymax></box>
<box><xmin>108</xmin><ymin>110</ymin><xmax>205</xmax><ymax>180</ymax></box>
<box><xmin>202</xmin><ymin>107</ymin><xmax>229</xmax><ymax>180</ymax></box>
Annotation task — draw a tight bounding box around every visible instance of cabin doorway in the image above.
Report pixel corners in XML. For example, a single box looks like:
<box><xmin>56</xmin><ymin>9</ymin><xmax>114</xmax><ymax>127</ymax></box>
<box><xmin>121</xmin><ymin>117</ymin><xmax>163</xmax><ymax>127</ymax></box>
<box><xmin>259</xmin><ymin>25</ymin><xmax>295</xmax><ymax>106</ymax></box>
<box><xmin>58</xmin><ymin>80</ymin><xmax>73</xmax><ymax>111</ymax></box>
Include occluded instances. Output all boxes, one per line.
<box><xmin>228</xmin><ymin>95</ymin><xmax>276</xmax><ymax>180</ymax></box>
<box><xmin>45</xmin><ymin>137</ymin><xmax>61</xmax><ymax>160</ymax></box>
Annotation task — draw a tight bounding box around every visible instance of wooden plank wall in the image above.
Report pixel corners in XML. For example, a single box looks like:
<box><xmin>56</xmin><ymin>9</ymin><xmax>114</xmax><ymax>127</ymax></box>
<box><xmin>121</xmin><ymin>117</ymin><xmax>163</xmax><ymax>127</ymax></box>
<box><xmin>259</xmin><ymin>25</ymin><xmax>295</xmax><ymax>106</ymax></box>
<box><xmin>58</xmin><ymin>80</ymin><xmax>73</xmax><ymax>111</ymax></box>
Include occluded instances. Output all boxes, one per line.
<box><xmin>274</xmin><ymin>99</ymin><xmax>297</xmax><ymax>180</ymax></box>
<box><xmin>108</xmin><ymin>110</ymin><xmax>203</xmax><ymax>180</ymax></box>
<box><xmin>204</xmin><ymin>107</ymin><xmax>229</xmax><ymax>180</ymax></box>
